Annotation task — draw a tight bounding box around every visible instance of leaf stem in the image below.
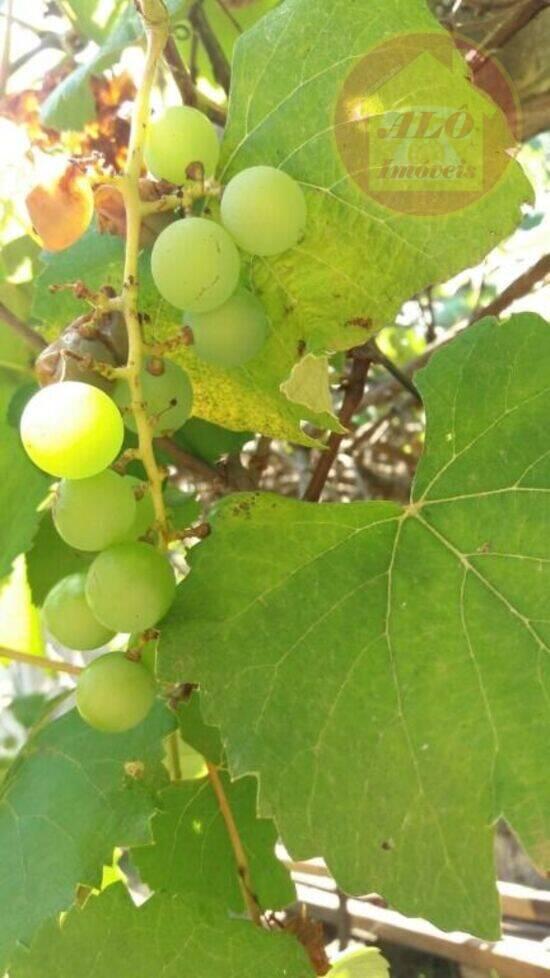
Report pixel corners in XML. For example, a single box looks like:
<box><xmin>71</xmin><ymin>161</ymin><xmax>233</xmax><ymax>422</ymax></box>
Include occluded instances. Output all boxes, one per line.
<box><xmin>120</xmin><ymin>1</ymin><xmax>170</xmax><ymax>546</ymax></box>
<box><xmin>206</xmin><ymin>762</ymin><xmax>262</xmax><ymax>925</ymax></box>
<box><xmin>0</xmin><ymin>646</ymin><xmax>82</xmax><ymax>676</ymax></box>
<box><xmin>0</xmin><ymin>302</ymin><xmax>46</xmax><ymax>353</ymax></box>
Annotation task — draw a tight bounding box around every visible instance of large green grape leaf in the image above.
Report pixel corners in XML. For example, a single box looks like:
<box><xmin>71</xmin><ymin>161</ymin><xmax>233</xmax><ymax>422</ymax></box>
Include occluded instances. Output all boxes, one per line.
<box><xmin>0</xmin><ymin>704</ymin><xmax>175</xmax><ymax>974</ymax></box>
<box><xmin>11</xmin><ymin>883</ymin><xmax>312</xmax><ymax>978</ymax></box>
<box><xmin>159</xmin><ymin>312</ymin><xmax>550</xmax><ymax>939</ymax></box>
<box><xmin>134</xmin><ymin>771</ymin><xmax>295</xmax><ymax>912</ymax></box>
<box><xmin>220</xmin><ymin>0</ymin><xmax>531</xmax><ymax>353</ymax></box>
<box><xmin>0</xmin><ymin>326</ymin><xmax>49</xmax><ymax>580</ymax></box>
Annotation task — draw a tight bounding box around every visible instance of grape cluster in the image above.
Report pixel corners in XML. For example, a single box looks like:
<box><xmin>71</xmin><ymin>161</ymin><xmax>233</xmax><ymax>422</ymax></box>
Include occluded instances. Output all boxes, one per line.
<box><xmin>147</xmin><ymin>105</ymin><xmax>307</xmax><ymax>369</ymax></box>
<box><xmin>20</xmin><ymin>334</ymin><xmax>193</xmax><ymax>732</ymax></box>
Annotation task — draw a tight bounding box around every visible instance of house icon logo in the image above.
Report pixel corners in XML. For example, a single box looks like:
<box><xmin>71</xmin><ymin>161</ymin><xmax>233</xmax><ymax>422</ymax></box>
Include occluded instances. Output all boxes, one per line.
<box><xmin>335</xmin><ymin>32</ymin><xmax>520</xmax><ymax>217</ymax></box>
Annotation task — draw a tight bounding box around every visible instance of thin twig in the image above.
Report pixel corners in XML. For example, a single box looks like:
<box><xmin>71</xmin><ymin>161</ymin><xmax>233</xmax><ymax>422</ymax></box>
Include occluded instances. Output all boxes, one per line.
<box><xmin>189</xmin><ymin>0</ymin><xmax>231</xmax><ymax>94</ymax></box>
<box><xmin>0</xmin><ymin>302</ymin><xmax>47</xmax><ymax>352</ymax></box>
<box><xmin>163</xmin><ymin>34</ymin><xmax>227</xmax><ymax>126</ymax></box>
<box><xmin>468</xmin><ymin>0</ymin><xmax>549</xmax><ymax>72</ymax></box>
<box><xmin>156</xmin><ymin>435</ymin><xmax>222</xmax><ymax>483</ymax></box>
<box><xmin>304</xmin><ymin>346</ymin><xmax>373</xmax><ymax>502</ymax></box>
<box><xmin>214</xmin><ymin>0</ymin><xmax>243</xmax><ymax>33</ymax></box>
<box><xmin>207</xmin><ymin>762</ymin><xmax>262</xmax><ymax>925</ymax></box>
<box><xmin>362</xmin><ymin>253</ymin><xmax>550</xmax><ymax>410</ymax></box>
<box><xmin>366</xmin><ymin>340</ymin><xmax>422</xmax><ymax>404</ymax></box>
<box><xmin>0</xmin><ymin>646</ymin><xmax>82</xmax><ymax>676</ymax></box>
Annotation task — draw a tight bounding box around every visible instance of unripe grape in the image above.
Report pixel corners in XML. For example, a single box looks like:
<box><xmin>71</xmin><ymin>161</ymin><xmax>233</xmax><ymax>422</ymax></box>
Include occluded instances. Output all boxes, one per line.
<box><xmin>221</xmin><ymin>165</ymin><xmax>307</xmax><ymax>256</ymax></box>
<box><xmin>86</xmin><ymin>542</ymin><xmax>176</xmax><ymax>633</ymax></box>
<box><xmin>145</xmin><ymin>106</ymin><xmax>220</xmax><ymax>184</ymax></box>
<box><xmin>114</xmin><ymin>358</ymin><xmax>193</xmax><ymax>434</ymax></box>
<box><xmin>35</xmin><ymin>323</ymin><xmax>116</xmax><ymax>393</ymax></box>
<box><xmin>76</xmin><ymin>652</ymin><xmax>156</xmax><ymax>733</ymax></box>
<box><xmin>43</xmin><ymin>573</ymin><xmax>114</xmax><ymax>651</ymax></box>
<box><xmin>53</xmin><ymin>470</ymin><xmax>137</xmax><ymax>552</ymax></box>
<box><xmin>151</xmin><ymin>217</ymin><xmax>240</xmax><ymax>312</ymax></box>
<box><xmin>20</xmin><ymin>381</ymin><xmax>124</xmax><ymax>479</ymax></box>
<box><xmin>186</xmin><ymin>288</ymin><xmax>268</xmax><ymax>368</ymax></box>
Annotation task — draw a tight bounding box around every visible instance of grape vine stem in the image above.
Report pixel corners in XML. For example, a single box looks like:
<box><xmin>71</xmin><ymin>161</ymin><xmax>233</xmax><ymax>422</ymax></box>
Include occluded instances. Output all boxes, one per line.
<box><xmin>206</xmin><ymin>762</ymin><xmax>262</xmax><ymax>925</ymax></box>
<box><xmin>0</xmin><ymin>646</ymin><xmax>83</xmax><ymax>676</ymax></box>
<box><xmin>119</xmin><ymin>0</ymin><xmax>170</xmax><ymax>546</ymax></box>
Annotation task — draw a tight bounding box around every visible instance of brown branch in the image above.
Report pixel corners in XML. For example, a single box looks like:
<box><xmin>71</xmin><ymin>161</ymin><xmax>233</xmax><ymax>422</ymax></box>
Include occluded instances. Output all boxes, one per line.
<box><xmin>303</xmin><ymin>346</ymin><xmax>373</xmax><ymax>503</ymax></box>
<box><xmin>189</xmin><ymin>1</ymin><xmax>231</xmax><ymax>95</ymax></box>
<box><xmin>468</xmin><ymin>0</ymin><xmax>550</xmax><ymax>73</ymax></box>
<box><xmin>362</xmin><ymin>253</ymin><xmax>550</xmax><ymax>410</ymax></box>
<box><xmin>366</xmin><ymin>339</ymin><xmax>422</xmax><ymax>403</ymax></box>
<box><xmin>163</xmin><ymin>35</ymin><xmax>227</xmax><ymax>126</ymax></box>
<box><xmin>207</xmin><ymin>763</ymin><xmax>262</xmax><ymax>925</ymax></box>
<box><xmin>0</xmin><ymin>646</ymin><xmax>82</xmax><ymax>676</ymax></box>
<box><xmin>156</xmin><ymin>435</ymin><xmax>223</xmax><ymax>484</ymax></box>
<box><xmin>0</xmin><ymin>302</ymin><xmax>46</xmax><ymax>353</ymax></box>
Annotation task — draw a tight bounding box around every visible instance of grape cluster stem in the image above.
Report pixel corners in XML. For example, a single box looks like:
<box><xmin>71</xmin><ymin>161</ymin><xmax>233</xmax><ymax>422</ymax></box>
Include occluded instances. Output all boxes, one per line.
<box><xmin>119</xmin><ymin>1</ymin><xmax>171</xmax><ymax>547</ymax></box>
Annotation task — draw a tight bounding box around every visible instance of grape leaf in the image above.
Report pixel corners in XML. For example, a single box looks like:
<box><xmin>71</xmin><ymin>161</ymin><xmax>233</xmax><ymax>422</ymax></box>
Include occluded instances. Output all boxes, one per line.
<box><xmin>0</xmin><ymin>321</ymin><xmax>48</xmax><ymax>577</ymax></box>
<box><xmin>134</xmin><ymin>770</ymin><xmax>295</xmax><ymax>912</ymax></box>
<box><xmin>177</xmin><ymin>690</ymin><xmax>224</xmax><ymax>764</ymax></box>
<box><xmin>0</xmin><ymin>704</ymin><xmax>175</xmax><ymax>973</ymax></box>
<box><xmin>26</xmin><ymin>514</ymin><xmax>93</xmax><ymax>607</ymax></box>
<box><xmin>220</xmin><ymin>0</ymin><xmax>531</xmax><ymax>352</ymax></box>
<box><xmin>159</xmin><ymin>312</ymin><xmax>550</xmax><ymax>939</ymax></box>
<box><xmin>11</xmin><ymin>883</ymin><xmax>312</xmax><ymax>978</ymax></box>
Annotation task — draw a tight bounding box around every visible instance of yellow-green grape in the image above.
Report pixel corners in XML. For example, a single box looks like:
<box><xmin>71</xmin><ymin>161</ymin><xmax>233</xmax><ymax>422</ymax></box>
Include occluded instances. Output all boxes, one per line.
<box><xmin>114</xmin><ymin>359</ymin><xmax>193</xmax><ymax>434</ymax></box>
<box><xmin>53</xmin><ymin>470</ymin><xmax>137</xmax><ymax>552</ymax></box>
<box><xmin>76</xmin><ymin>652</ymin><xmax>156</xmax><ymax>733</ymax></box>
<box><xmin>145</xmin><ymin>106</ymin><xmax>220</xmax><ymax>184</ymax></box>
<box><xmin>151</xmin><ymin>217</ymin><xmax>240</xmax><ymax>312</ymax></box>
<box><xmin>124</xmin><ymin>477</ymin><xmax>156</xmax><ymax>540</ymax></box>
<box><xmin>186</xmin><ymin>288</ymin><xmax>268</xmax><ymax>369</ymax></box>
<box><xmin>20</xmin><ymin>381</ymin><xmax>124</xmax><ymax>479</ymax></box>
<box><xmin>43</xmin><ymin>573</ymin><xmax>114</xmax><ymax>651</ymax></box>
<box><xmin>221</xmin><ymin>165</ymin><xmax>307</xmax><ymax>256</ymax></box>
<box><xmin>86</xmin><ymin>542</ymin><xmax>176</xmax><ymax>633</ymax></box>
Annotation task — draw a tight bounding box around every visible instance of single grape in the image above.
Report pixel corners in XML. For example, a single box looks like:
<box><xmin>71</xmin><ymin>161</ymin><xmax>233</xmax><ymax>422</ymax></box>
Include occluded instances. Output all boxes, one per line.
<box><xmin>76</xmin><ymin>652</ymin><xmax>156</xmax><ymax>733</ymax></box>
<box><xmin>151</xmin><ymin>217</ymin><xmax>240</xmax><ymax>312</ymax></box>
<box><xmin>43</xmin><ymin>573</ymin><xmax>114</xmax><ymax>651</ymax></box>
<box><xmin>114</xmin><ymin>358</ymin><xmax>193</xmax><ymax>434</ymax></box>
<box><xmin>53</xmin><ymin>470</ymin><xmax>137</xmax><ymax>552</ymax></box>
<box><xmin>25</xmin><ymin>158</ymin><xmax>94</xmax><ymax>252</ymax></box>
<box><xmin>123</xmin><ymin>477</ymin><xmax>156</xmax><ymax>540</ymax></box>
<box><xmin>20</xmin><ymin>381</ymin><xmax>124</xmax><ymax>479</ymax></box>
<box><xmin>86</xmin><ymin>542</ymin><xmax>176</xmax><ymax>633</ymax></box>
<box><xmin>221</xmin><ymin>165</ymin><xmax>307</xmax><ymax>257</ymax></box>
<box><xmin>175</xmin><ymin>418</ymin><xmax>253</xmax><ymax>464</ymax></box>
<box><xmin>185</xmin><ymin>288</ymin><xmax>268</xmax><ymax>368</ymax></box>
<box><xmin>35</xmin><ymin>325</ymin><xmax>116</xmax><ymax>393</ymax></box>
<box><xmin>145</xmin><ymin>106</ymin><xmax>220</xmax><ymax>185</ymax></box>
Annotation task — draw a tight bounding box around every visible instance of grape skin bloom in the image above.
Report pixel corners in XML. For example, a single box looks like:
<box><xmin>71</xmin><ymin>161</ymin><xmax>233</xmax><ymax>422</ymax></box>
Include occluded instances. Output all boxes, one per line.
<box><xmin>20</xmin><ymin>381</ymin><xmax>124</xmax><ymax>479</ymax></box>
<box><xmin>151</xmin><ymin>217</ymin><xmax>240</xmax><ymax>312</ymax></box>
<box><xmin>53</xmin><ymin>470</ymin><xmax>137</xmax><ymax>552</ymax></box>
<box><xmin>43</xmin><ymin>573</ymin><xmax>114</xmax><ymax>651</ymax></box>
<box><xmin>76</xmin><ymin>653</ymin><xmax>156</xmax><ymax>733</ymax></box>
<box><xmin>186</xmin><ymin>289</ymin><xmax>268</xmax><ymax>369</ymax></box>
<box><xmin>221</xmin><ymin>165</ymin><xmax>307</xmax><ymax>257</ymax></box>
<box><xmin>86</xmin><ymin>542</ymin><xmax>176</xmax><ymax>633</ymax></box>
<box><xmin>145</xmin><ymin>105</ymin><xmax>220</xmax><ymax>184</ymax></box>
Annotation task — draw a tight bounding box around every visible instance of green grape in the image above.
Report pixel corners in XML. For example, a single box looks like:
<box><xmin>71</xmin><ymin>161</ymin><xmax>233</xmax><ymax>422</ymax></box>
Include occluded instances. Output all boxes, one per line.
<box><xmin>124</xmin><ymin>477</ymin><xmax>156</xmax><ymax>540</ymax></box>
<box><xmin>43</xmin><ymin>573</ymin><xmax>114</xmax><ymax>651</ymax></box>
<box><xmin>20</xmin><ymin>381</ymin><xmax>124</xmax><ymax>479</ymax></box>
<box><xmin>76</xmin><ymin>652</ymin><xmax>156</xmax><ymax>733</ymax></box>
<box><xmin>145</xmin><ymin>105</ymin><xmax>220</xmax><ymax>185</ymax></box>
<box><xmin>86</xmin><ymin>542</ymin><xmax>176</xmax><ymax>633</ymax></box>
<box><xmin>185</xmin><ymin>288</ymin><xmax>268</xmax><ymax>368</ymax></box>
<box><xmin>114</xmin><ymin>358</ymin><xmax>193</xmax><ymax>434</ymax></box>
<box><xmin>151</xmin><ymin>217</ymin><xmax>240</xmax><ymax>312</ymax></box>
<box><xmin>221</xmin><ymin>165</ymin><xmax>307</xmax><ymax>257</ymax></box>
<box><xmin>53</xmin><ymin>470</ymin><xmax>137</xmax><ymax>552</ymax></box>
